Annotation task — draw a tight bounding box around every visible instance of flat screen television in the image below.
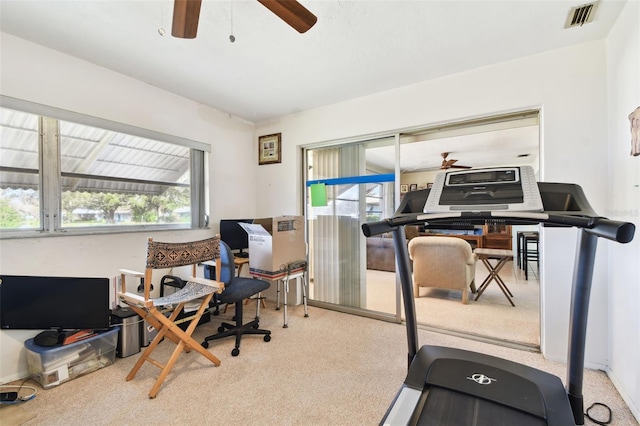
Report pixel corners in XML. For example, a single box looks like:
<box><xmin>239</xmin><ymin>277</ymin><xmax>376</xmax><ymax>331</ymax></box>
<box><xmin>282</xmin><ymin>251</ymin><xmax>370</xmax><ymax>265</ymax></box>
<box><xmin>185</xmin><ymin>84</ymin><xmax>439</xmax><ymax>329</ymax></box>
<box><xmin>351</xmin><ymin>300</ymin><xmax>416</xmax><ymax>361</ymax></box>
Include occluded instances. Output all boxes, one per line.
<box><xmin>0</xmin><ymin>275</ymin><xmax>111</xmax><ymax>334</ymax></box>
<box><xmin>220</xmin><ymin>219</ymin><xmax>253</xmax><ymax>257</ymax></box>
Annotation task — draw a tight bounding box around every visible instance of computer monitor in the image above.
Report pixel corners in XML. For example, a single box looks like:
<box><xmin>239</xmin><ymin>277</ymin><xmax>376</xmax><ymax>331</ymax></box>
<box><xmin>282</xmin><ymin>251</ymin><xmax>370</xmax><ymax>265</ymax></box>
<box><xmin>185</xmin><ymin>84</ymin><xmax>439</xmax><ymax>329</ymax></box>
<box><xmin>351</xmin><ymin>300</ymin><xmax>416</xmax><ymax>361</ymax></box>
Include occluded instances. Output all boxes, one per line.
<box><xmin>0</xmin><ymin>275</ymin><xmax>111</xmax><ymax>331</ymax></box>
<box><xmin>219</xmin><ymin>219</ymin><xmax>253</xmax><ymax>257</ymax></box>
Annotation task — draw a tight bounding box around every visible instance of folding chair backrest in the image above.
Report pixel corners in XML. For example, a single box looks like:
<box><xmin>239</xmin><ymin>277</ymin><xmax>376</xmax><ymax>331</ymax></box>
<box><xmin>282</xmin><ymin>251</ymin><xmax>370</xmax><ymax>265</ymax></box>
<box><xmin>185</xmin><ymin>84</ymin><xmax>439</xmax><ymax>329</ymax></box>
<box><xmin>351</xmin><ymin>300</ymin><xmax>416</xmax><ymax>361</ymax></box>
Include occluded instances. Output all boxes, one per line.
<box><xmin>143</xmin><ymin>236</ymin><xmax>220</xmax><ymax>300</ymax></box>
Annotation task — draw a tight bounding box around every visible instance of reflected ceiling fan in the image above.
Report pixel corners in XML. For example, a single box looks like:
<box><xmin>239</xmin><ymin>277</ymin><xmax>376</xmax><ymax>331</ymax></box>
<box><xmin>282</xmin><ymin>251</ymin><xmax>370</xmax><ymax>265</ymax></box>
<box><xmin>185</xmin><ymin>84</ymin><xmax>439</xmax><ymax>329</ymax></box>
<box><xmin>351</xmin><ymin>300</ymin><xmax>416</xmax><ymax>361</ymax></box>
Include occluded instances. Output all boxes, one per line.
<box><xmin>440</xmin><ymin>152</ymin><xmax>472</xmax><ymax>170</ymax></box>
<box><xmin>171</xmin><ymin>0</ymin><xmax>318</xmax><ymax>39</ymax></box>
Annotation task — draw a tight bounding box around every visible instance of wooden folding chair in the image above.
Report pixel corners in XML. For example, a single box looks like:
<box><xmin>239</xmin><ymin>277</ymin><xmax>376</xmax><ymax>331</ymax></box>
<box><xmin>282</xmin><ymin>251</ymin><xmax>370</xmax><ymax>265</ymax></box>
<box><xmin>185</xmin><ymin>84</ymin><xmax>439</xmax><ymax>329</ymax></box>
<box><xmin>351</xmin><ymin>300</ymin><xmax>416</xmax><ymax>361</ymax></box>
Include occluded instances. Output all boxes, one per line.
<box><xmin>118</xmin><ymin>236</ymin><xmax>224</xmax><ymax>398</ymax></box>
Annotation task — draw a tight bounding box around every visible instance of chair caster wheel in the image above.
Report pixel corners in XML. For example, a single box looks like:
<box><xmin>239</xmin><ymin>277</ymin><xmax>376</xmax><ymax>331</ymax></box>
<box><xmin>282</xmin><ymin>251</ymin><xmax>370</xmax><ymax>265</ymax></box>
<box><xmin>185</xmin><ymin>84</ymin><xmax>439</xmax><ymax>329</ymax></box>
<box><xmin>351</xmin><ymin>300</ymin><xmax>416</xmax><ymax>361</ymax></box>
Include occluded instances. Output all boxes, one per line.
<box><xmin>201</xmin><ymin>341</ymin><xmax>209</xmax><ymax>349</ymax></box>
<box><xmin>264</xmin><ymin>334</ymin><xmax>271</xmax><ymax>342</ymax></box>
<box><xmin>218</xmin><ymin>326</ymin><xmax>225</xmax><ymax>332</ymax></box>
<box><xmin>231</xmin><ymin>348</ymin><xmax>240</xmax><ymax>356</ymax></box>
<box><xmin>304</xmin><ymin>314</ymin><xmax>309</xmax><ymax>318</ymax></box>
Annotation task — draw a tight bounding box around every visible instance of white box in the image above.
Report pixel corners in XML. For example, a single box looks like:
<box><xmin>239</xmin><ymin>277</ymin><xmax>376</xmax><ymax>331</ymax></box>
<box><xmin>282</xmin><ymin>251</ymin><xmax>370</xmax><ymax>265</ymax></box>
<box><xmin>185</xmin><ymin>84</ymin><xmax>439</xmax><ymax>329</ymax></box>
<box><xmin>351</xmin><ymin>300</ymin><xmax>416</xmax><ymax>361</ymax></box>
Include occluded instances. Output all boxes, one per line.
<box><xmin>241</xmin><ymin>216</ymin><xmax>306</xmax><ymax>304</ymax></box>
<box><xmin>242</xmin><ymin>216</ymin><xmax>305</xmax><ymax>277</ymax></box>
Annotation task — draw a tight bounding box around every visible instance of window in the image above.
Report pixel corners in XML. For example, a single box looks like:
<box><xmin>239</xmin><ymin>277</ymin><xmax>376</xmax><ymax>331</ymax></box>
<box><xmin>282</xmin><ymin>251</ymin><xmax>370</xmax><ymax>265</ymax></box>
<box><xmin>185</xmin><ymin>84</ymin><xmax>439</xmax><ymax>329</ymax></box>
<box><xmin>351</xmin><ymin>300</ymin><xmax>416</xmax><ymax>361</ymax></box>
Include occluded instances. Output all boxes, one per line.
<box><xmin>0</xmin><ymin>108</ymin><xmax>41</xmax><ymax>230</ymax></box>
<box><xmin>0</xmin><ymin>101</ymin><xmax>208</xmax><ymax>236</ymax></box>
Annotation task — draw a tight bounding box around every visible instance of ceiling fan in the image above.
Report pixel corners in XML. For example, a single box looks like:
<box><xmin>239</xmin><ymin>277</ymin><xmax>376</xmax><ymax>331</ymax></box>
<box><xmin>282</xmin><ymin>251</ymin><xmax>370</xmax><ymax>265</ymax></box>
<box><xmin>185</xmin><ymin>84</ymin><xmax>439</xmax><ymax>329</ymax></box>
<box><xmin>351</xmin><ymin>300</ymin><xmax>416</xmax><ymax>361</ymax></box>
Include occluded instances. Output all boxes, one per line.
<box><xmin>171</xmin><ymin>0</ymin><xmax>318</xmax><ymax>39</ymax></box>
<box><xmin>440</xmin><ymin>152</ymin><xmax>472</xmax><ymax>170</ymax></box>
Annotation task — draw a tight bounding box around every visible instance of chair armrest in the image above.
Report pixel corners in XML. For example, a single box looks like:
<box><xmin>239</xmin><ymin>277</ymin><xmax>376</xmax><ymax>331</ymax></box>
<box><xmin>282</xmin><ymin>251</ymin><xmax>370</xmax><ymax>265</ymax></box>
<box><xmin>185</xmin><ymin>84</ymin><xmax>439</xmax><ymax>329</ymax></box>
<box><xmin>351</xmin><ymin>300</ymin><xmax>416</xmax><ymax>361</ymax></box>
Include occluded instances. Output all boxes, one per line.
<box><xmin>466</xmin><ymin>253</ymin><xmax>478</xmax><ymax>265</ymax></box>
<box><xmin>188</xmin><ymin>276</ymin><xmax>225</xmax><ymax>293</ymax></box>
<box><xmin>119</xmin><ymin>269</ymin><xmax>145</xmax><ymax>277</ymax></box>
<box><xmin>119</xmin><ymin>291</ymin><xmax>153</xmax><ymax>308</ymax></box>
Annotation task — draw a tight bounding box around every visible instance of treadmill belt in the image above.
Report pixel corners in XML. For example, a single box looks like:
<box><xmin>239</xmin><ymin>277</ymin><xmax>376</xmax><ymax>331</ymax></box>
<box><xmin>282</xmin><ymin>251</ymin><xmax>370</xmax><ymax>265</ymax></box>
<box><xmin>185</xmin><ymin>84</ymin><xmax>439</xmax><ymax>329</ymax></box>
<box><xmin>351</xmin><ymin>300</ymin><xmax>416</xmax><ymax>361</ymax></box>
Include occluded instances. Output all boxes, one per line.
<box><xmin>417</xmin><ymin>387</ymin><xmax>547</xmax><ymax>425</ymax></box>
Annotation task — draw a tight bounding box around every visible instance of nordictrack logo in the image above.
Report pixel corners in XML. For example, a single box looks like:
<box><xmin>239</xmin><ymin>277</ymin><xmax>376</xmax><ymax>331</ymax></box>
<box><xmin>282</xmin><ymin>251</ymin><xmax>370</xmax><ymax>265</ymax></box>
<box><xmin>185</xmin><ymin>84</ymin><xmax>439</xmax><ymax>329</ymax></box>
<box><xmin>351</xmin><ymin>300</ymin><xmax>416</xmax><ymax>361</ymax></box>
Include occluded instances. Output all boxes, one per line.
<box><xmin>467</xmin><ymin>374</ymin><xmax>497</xmax><ymax>385</ymax></box>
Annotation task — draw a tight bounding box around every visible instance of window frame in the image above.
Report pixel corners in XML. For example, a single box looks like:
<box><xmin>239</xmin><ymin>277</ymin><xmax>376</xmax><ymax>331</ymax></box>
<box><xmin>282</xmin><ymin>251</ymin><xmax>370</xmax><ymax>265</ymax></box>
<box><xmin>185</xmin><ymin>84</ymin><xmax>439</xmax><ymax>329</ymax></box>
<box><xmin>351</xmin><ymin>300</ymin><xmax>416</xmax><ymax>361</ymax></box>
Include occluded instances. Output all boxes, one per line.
<box><xmin>0</xmin><ymin>96</ymin><xmax>210</xmax><ymax>238</ymax></box>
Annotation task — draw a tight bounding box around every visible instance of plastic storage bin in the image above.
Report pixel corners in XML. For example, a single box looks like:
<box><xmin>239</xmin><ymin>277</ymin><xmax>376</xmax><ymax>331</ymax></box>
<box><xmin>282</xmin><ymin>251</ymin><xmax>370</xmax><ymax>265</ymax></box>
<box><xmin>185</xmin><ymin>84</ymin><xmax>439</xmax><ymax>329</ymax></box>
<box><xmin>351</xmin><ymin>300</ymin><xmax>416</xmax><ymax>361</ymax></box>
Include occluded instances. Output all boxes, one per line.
<box><xmin>24</xmin><ymin>327</ymin><xmax>119</xmax><ymax>389</ymax></box>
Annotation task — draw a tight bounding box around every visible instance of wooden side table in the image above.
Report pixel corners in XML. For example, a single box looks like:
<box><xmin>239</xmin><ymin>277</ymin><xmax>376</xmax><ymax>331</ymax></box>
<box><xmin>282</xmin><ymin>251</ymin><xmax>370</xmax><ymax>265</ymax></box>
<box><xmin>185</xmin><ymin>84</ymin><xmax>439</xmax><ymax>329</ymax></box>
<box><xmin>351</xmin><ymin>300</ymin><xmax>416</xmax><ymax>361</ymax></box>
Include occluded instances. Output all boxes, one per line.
<box><xmin>473</xmin><ymin>248</ymin><xmax>515</xmax><ymax>306</ymax></box>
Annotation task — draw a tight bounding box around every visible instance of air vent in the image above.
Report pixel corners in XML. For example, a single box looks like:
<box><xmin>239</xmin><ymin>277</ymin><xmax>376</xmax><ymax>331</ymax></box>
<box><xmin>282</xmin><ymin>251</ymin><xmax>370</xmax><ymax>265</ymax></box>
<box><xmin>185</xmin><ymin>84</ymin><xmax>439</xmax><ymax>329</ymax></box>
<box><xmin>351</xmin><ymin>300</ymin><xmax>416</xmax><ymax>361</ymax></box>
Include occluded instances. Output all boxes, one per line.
<box><xmin>565</xmin><ymin>2</ymin><xmax>598</xmax><ymax>28</ymax></box>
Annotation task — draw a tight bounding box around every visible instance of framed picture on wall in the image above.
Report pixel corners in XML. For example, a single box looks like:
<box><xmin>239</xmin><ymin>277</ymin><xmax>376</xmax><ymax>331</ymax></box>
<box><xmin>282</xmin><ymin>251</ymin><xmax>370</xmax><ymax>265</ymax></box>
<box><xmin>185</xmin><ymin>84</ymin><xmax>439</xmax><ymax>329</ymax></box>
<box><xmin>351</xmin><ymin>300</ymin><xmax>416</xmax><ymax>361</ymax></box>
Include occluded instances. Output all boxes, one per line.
<box><xmin>410</xmin><ymin>184</ymin><xmax>417</xmax><ymax>191</ymax></box>
<box><xmin>401</xmin><ymin>184</ymin><xmax>408</xmax><ymax>193</ymax></box>
<box><xmin>258</xmin><ymin>133</ymin><xmax>282</xmax><ymax>165</ymax></box>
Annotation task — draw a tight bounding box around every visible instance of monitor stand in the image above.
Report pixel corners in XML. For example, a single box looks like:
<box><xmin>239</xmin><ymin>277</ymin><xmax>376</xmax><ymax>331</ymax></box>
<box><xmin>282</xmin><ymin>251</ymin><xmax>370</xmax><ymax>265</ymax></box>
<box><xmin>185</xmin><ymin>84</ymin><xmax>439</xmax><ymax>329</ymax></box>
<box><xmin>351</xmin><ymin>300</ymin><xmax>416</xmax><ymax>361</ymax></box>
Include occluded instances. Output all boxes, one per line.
<box><xmin>33</xmin><ymin>330</ymin><xmax>64</xmax><ymax>347</ymax></box>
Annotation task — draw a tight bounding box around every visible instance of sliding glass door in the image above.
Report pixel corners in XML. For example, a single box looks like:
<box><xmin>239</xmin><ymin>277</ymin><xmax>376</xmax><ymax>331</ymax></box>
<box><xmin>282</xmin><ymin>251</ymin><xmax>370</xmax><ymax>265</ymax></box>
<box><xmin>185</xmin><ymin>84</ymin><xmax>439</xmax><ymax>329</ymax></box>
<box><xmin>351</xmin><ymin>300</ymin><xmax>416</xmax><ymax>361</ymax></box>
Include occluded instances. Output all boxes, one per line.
<box><xmin>303</xmin><ymin>110</ymin><xmax>541</xmax><ymax>338</ymax></box>
<box><xmin>304</xmin><ymin>138</ymin><xmax>399</xmax><ymax>320</ymax></box>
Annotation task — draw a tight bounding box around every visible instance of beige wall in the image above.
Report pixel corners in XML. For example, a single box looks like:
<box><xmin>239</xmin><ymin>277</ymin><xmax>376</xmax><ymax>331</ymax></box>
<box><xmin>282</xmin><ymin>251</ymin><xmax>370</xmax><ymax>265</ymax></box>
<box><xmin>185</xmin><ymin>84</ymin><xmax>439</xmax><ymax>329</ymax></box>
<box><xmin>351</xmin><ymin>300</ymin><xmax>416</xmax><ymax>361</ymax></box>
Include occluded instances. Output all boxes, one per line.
<box><xmin>605</xmin><ymin>0</ymin><xmax>640</xmax><ymax>419</ymax></box>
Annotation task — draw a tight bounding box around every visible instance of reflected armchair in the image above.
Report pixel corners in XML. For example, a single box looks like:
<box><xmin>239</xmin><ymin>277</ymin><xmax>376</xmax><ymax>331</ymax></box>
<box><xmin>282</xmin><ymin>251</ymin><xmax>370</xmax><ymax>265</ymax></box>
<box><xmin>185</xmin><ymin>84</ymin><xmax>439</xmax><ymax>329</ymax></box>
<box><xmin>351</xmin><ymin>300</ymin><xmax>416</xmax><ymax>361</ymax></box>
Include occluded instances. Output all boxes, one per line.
<box><xmin>408</xmin><ymin>236</ymin><xmax>478</xmax><ymax>304</ymax></box>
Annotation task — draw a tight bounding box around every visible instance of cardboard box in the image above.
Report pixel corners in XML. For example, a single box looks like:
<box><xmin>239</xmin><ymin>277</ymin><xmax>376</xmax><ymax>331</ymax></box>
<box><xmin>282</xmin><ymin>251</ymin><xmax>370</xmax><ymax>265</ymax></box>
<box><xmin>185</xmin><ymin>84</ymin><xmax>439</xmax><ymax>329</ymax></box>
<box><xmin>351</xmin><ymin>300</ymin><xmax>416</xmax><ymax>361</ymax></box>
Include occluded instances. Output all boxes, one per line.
<box><xmin>241</xmin><ymin>216</ymin><xmax>305</xmax><ymax>277</ymax></box>
<box><xmin>240</xmin><ymin>216</ymin><xmax>306</xmax><ymax>305</ymax></box>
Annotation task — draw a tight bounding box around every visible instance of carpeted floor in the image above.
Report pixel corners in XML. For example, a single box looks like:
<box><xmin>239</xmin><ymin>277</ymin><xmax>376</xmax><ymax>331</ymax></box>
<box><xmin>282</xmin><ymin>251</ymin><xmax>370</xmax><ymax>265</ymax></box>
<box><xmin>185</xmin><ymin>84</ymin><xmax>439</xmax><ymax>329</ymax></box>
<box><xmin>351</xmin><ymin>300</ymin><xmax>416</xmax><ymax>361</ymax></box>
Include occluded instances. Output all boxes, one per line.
<box><xmin>365</xmin><ymin>259</ymin><xmax>540</xmax><ymax>347</ymax></box>
<box><xmin>1</xmin><ymin>301</ymin><xmax>637</xmax><ymax>426</ymax></box>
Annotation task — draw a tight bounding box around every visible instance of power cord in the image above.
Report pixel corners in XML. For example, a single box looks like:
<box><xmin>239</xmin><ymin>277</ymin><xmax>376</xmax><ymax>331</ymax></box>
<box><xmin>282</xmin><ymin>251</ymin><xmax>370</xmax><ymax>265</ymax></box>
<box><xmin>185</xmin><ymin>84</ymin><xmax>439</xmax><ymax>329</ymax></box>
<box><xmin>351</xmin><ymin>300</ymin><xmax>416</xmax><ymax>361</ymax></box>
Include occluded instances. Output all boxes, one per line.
<box><xmin>0</xmin><ymin>379</ymin><xmax>38</xmax><ymax>405</ymax></box>
<box><xmin>585</xmin><ymin>402</ymin><xmax>612</xmax><ymax>425</ymax></box>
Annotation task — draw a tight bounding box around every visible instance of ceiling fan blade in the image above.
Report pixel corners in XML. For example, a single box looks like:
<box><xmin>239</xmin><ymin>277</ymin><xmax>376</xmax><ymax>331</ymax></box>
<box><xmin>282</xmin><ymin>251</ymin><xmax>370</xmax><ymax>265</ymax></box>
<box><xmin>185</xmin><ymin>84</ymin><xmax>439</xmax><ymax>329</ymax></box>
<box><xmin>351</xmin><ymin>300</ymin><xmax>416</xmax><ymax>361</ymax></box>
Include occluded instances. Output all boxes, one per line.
<box><xmin>450</xmin><ymin>165</ymin><xmax>472</xmax><ymax>169</ymax></box>
<box><xmin>172</xmin><ymin>0</ymin><xmax>202</xmax><ymax>39</ymax></box>
<box><xmin>257</xmin><ymin>0</ymin><xmax>318</xmax><ymax>33</ymax></box>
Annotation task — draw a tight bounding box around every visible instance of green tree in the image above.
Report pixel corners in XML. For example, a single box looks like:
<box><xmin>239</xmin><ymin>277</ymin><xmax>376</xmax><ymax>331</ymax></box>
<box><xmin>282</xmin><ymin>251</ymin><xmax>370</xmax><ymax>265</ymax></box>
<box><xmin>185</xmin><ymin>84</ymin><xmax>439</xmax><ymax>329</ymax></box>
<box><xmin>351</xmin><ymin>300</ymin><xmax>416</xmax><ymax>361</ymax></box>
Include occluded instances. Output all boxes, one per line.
<box><xmin>128</xmin><ymin>194</ymin><xmax>150</xmax><ymax>222</ymax></box>
<box><xmin>62</xmin><ymin>191</ymin><xmax>93</xmax><ymax>223</ymax></box>
<box><xmin>92</xmin><ymin>193</ymin><xmax>126</xmax><ymax>224</ymax></box>
<box><xmin>0</xmin><ymin>199</ymin><xmax>22</xmax><ymax>228</ymax></box>
<box><xmin>150</xmin><ymin>187</ymin><xmax>190</xmax><ymax>223</ymax></box>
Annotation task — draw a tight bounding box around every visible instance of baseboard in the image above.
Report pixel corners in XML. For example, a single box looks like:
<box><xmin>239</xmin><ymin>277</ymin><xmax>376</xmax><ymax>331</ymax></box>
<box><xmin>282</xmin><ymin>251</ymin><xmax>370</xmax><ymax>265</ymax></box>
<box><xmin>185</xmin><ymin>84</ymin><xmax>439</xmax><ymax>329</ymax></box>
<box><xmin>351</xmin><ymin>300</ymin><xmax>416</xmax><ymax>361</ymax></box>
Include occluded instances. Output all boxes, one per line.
<box><xmin>606</xmin><ymin>367</ymin><xmax>640</xmax><ymax>424</ymax></box>
<box><xmin>416</xmin><ymin>323</ymin><xmax>541</xmax><ymax>353</ymax></box>
<box><xmin>0</xmin><ymin>370</ymin><xmax>29</xmax><ymax>385</ymax></box>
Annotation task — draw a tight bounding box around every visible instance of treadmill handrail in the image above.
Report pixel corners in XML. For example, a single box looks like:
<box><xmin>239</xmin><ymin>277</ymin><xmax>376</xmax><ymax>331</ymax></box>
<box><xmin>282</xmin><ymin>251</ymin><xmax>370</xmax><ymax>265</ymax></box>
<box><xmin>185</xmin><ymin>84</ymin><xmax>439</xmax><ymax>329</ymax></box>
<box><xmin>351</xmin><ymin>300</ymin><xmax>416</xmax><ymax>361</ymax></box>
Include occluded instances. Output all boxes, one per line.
<box><xmin>362</xmin><ymin>213</ymin><xmax>634</xmax><ymax>244</ymax></box>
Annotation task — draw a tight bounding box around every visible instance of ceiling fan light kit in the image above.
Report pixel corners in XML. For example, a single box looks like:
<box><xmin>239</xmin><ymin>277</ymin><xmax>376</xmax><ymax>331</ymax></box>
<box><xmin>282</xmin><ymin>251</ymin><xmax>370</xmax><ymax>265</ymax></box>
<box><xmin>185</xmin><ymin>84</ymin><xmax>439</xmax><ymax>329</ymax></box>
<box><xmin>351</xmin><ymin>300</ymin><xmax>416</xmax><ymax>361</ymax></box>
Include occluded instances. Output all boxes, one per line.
<box><xmin>171</xmin><ymin>0</ymin><xmax>317</xmax><ymax>39</ymax></box>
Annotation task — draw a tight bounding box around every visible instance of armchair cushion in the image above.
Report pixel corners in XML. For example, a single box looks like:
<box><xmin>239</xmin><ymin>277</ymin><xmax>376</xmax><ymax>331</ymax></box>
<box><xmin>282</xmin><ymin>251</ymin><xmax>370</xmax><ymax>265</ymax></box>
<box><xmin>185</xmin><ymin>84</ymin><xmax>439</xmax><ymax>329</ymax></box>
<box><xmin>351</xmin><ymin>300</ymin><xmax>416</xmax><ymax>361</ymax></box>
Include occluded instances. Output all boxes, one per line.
<box><xmin>408</xmin><ymin>236</ymin><xmax>478</xmax><ymax>304</ymax></box>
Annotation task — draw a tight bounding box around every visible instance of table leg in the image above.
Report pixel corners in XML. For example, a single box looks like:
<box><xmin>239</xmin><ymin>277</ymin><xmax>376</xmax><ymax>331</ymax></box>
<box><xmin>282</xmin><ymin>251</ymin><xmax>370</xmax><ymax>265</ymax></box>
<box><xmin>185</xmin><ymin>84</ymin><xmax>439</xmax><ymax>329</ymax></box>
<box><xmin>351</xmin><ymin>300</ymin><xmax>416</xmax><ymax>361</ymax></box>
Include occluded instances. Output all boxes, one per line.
<box><xmin>301</xmin><ymin>272</ymin><xmax>309</xmax><ymax>318</ymax></box>
<box><xmin>283</xmin><ymin>277</ymin><xmax>289</xmax><ymax>328</ymax></box>
<box><xmin>474</xmin><ymin>257</ymin><xmax>515</xmax><ymax>306</ymax></box>
<box><xmin>474</xmin><ymin>260</ymin><xmax>494</xmax><ymax>298</ymax></box>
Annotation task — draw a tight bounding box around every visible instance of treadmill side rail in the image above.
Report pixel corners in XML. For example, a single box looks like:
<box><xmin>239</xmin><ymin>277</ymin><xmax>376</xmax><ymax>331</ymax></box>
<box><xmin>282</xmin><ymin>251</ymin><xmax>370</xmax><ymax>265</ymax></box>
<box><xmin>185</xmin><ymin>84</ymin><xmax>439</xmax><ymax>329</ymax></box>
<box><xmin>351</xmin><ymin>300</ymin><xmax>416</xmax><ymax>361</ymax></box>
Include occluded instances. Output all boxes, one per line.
<box><xmin>382</xmin><ymin>386</ymin><xmax>422</xmax><ymax>426</ymax></box>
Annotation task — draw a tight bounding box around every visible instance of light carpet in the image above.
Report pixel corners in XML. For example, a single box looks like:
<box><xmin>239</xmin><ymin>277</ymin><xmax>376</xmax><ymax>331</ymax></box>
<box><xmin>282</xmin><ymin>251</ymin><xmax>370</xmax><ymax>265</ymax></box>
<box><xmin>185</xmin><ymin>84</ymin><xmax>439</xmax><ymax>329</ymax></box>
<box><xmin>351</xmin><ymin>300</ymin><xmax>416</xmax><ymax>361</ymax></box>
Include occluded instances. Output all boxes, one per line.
<box><xmin>1</xmin><ymin>303</ymin><xmax>636</xmax><ymax>426</ymax></box>
<box><xmin>366</xmin><ymin>260</ymin><xmax>540</xmax><ymax>348</ymax></box>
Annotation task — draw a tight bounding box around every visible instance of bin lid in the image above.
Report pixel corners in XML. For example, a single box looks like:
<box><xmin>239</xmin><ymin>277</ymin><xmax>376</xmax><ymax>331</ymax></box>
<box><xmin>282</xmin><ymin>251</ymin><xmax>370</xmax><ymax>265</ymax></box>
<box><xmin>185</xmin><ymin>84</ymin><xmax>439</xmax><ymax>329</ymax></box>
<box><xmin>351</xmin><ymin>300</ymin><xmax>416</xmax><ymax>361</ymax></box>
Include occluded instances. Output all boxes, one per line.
<box><xmin>111</xmin><ymin>306</ymin><xmax>139</xmax><ymax>319</ymax></box>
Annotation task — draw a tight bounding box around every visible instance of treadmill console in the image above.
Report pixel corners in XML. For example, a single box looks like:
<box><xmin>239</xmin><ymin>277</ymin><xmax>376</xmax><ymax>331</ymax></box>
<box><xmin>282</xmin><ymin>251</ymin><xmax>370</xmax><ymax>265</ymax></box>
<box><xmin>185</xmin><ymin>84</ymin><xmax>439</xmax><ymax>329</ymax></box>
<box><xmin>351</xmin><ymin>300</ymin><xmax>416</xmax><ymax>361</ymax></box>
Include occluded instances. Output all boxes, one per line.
<box><xmin>424</xmin><ymin>166</ymin><xmax>543</xmax><ymax>213</ymax></box>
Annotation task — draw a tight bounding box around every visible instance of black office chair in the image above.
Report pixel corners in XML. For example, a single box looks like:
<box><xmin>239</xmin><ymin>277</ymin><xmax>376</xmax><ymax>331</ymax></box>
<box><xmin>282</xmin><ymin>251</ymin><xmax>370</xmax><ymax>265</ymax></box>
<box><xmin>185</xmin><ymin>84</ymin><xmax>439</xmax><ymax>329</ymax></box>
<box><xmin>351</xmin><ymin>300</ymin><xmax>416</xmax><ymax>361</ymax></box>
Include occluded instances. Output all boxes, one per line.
<box><xmin>202</xmin><ymin>241</ymin><xmax>271</xmax><ymax>356</ymax></box>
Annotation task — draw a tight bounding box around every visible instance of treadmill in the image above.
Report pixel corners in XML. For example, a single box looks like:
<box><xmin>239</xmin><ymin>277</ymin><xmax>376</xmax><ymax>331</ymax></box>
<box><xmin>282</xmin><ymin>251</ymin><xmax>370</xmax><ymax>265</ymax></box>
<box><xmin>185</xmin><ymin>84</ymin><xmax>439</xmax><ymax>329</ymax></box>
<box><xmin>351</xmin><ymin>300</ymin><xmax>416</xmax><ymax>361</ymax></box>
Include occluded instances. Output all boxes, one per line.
<box><xmin>361</xmin><ymin>167</ymin><xmax>635</xmax><ymax>426</ymax></box>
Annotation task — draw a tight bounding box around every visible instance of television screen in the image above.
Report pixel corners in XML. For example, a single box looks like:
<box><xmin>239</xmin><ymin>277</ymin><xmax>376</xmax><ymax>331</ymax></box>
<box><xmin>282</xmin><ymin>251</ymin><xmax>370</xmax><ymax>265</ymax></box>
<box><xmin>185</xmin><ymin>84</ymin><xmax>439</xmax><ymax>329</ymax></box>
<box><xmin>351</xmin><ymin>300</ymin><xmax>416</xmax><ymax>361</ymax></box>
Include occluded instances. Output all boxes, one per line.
<box><xmin>220</xmin><ymin>219</ymin><xmax>253</xmax><ymax>256</ymax></box>
<box><xmin>0</xmin><ymin>275</ymin><xmax>111</xmax><ymax>331</ymax></box>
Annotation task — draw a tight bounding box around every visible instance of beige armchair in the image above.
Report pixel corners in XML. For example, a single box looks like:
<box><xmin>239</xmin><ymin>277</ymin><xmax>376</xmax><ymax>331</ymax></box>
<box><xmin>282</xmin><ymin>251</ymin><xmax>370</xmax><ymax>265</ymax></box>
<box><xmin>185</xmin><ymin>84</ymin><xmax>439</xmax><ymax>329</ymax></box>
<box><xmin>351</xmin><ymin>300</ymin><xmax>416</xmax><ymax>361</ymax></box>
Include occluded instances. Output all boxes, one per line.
<box><xmin>408</xmin><ymin>236</ymin><xmax>478</xmax><ymax>304</ymax></box>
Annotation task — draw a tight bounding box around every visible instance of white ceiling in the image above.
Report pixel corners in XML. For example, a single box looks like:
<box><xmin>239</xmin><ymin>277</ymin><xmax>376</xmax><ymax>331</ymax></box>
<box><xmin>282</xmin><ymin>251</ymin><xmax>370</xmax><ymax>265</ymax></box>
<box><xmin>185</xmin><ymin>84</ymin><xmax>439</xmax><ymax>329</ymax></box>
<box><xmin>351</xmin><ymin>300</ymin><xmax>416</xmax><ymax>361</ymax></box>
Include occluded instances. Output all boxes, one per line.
<box><xmin>0</xmin><ymin>0</ymin><xmax>626</xmax><ymax>124</ymax></box>
<box><xmin>366</xmin><ymin>124</ymin><xmax>540</xmax><ymax>173</ymax></box>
